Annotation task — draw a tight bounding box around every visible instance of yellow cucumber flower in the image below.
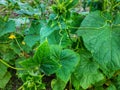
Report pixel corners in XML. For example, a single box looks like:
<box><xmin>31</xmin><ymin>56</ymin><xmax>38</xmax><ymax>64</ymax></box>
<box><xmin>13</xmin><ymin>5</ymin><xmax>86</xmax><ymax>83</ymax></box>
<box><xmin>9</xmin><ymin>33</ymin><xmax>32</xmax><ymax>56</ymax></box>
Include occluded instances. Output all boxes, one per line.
<box><xmin>8</xmin><ymin>34</ymin><xmax>16</xmax><ymax>39</ymax></box>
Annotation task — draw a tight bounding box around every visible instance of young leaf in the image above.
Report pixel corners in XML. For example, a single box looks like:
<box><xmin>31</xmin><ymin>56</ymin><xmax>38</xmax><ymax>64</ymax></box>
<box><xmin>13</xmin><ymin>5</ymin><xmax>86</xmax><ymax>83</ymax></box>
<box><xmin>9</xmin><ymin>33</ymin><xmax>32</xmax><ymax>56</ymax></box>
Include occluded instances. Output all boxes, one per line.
<box><xmin>66</xmin><ymin>0</ymin><xmax>79</xmax><ymax>9</ymax></box>
<box><xmin>51</xmin><ymin>79</ymin><xmax>66</xmax><ymax>90</ymax></box>
<box><xmin>20</xmin><ymin>58</ymin><xmax>38</xmax><ymax>70</ymax></box>
<box><xmin>34</xmin><ymin>41</ymin><xmax>60</xmax><ymax>75</ymax></box>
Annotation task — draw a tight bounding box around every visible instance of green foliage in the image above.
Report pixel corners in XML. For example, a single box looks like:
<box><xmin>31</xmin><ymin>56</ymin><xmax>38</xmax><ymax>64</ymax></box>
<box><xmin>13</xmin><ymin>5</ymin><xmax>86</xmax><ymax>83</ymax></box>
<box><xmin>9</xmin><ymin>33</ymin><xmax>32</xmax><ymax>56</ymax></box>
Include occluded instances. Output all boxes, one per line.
<box><xmin>56</xmin><ymin>49</ymin><xmax>80</xmax><ymax>82</ymax></box>
<box><xmin>51</xmin><ymin>79</ymin><xmax>66</xmax><ymax>90</ymax></box>
<box><xmin>0</xmin><ymin>72</ymin><xmax>11</xmax><ymax>88</ymax></box>
<box><xmin>0</xmin><ymin>62</ymin><xmax>11</xmax><ymax>88</ymax></box>
<box><xmin>0</xmin><ymin>0</ymin><xmax>120</xmax><ymax>90</ymax></box>
<box><xmin>0</xmin><ymin>20</ymin><xmax>15</xmax><ymax>37</ymax></box>
<box><xmin>24</xmin><ymin>21</ymin><xmax>41</xmax><ymax>47</ymax></box>
<box><xmin>77</xmin><ymin>11</ymin><xmax>120</xmax><ymax>77</ymax></box>
<box><xmin>72</xmin><ymin>50</ymin><xmax>104</xmax><ymax>89</ymax></box>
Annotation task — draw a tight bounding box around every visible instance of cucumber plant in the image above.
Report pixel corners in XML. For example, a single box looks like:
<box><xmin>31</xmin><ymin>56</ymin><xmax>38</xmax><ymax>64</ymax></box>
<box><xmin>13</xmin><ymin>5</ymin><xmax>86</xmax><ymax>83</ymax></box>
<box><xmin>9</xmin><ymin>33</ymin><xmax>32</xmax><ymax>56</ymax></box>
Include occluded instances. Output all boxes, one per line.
<box><xmin>0</xmin><ymin>0</ymin><xmax>120</xmax><ymax>90</ymax></box>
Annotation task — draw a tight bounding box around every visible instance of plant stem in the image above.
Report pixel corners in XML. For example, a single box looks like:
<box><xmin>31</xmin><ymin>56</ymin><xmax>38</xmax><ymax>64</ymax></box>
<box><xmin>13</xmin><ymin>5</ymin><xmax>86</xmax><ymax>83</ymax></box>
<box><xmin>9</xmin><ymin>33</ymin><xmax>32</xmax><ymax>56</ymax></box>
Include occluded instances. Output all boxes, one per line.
<box><xmin>0</xmin><ymin>59</ymin><xmax>24</xmax><ymax>70</ymax></box>
<box><xmin>66</xmin><ymin>29</ymin><xmax>73</xmax><ymax>42</ymax></box>
<box><xmin>15</xmin><ymin>38</ymin><xmax>24</xmax><ymax>52</ymax></box>
<box><xmin>69</xmin><ymin>77</ymin><xmax>72</xmax><ymax>90</ymax></box>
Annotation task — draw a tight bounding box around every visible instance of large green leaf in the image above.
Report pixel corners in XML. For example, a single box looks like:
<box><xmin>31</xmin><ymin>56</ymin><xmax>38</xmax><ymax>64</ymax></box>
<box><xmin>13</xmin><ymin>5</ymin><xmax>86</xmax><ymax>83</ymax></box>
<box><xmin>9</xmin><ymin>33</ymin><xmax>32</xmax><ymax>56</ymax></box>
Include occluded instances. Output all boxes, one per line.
<box><xmin>20</xmin><ymin>41</ymin><xmax>60</xmax><ymax>75</ymax></box>
<box><xmin>0</xmin><ymin>20</ymin><xmax>15</xmax><ymax>37</ymax></box>
<box><xmin>77</xmin><ymin>11</ymin><xmax>120</xmax><ymax>76</ymax></box>
<box><xmin>56</xmin><ymin>49</ymin><xmax>80</xmax><ymax>83</ymax></box>
<box><xmin>50</xmin><ymin>48</ymin><xmax>80</xmax><ymax>90</ymax></box>
<box><xmin>72</xmin><ymin>50</ymin><xmax>104</xmax><ymax>89</ymax></box>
